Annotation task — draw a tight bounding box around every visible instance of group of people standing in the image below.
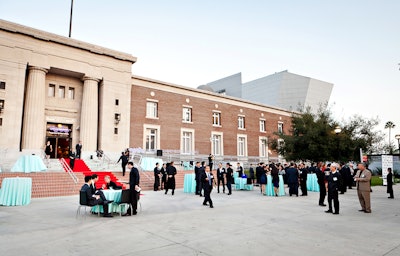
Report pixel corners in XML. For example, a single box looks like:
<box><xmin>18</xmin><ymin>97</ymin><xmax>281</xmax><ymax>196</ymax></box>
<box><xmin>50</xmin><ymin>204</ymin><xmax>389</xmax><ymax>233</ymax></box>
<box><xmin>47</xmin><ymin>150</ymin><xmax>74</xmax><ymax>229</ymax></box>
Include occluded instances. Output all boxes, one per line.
<box><xmin>153</xmin><ymin>162</ymin><xmax>177</xmax><ymax>195</ymax></box>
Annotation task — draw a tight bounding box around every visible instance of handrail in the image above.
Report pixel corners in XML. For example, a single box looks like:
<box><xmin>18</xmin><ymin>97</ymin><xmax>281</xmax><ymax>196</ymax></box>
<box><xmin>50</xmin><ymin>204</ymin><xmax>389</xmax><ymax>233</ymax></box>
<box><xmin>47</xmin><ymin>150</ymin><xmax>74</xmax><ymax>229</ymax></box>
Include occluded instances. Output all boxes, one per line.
<box><xmin>60</xmin><ymin>158</ymin><xmax>79</xmax><ymax>184</ymax></box>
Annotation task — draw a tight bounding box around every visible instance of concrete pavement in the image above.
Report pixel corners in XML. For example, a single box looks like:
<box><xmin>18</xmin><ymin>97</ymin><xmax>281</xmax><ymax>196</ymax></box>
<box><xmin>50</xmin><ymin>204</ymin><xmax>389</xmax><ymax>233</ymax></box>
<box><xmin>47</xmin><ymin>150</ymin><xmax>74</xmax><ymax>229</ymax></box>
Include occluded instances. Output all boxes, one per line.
<box><xmin>0</xmin><ymin>185</ymin><xmax>399</xmax><ymax>256</ymax></box>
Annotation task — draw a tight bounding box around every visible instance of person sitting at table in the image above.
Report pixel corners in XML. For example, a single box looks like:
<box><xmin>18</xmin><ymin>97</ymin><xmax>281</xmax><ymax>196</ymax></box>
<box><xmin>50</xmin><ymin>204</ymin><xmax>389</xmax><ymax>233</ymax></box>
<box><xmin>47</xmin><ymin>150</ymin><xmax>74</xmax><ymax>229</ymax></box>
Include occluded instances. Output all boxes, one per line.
<box><xmin>102</xmin><ymin>175</ymin><xmax>122</xmax><ymax>190</ymax></box>
<box><xmin>91</xmin><ymin>174</ymin><xmax>107</xmax><ymax>201</ymax></box>
<box><xmin>81</xmin><ymin>176</ymin><xmax>113</xmax><ymax>217</ymax></box>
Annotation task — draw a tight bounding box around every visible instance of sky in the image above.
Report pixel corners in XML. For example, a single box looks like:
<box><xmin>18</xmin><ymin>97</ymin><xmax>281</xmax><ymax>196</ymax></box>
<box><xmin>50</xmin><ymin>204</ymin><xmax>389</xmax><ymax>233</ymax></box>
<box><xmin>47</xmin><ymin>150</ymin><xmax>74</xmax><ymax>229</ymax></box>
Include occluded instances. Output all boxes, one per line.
<box><xmin>1</xmin><ymin>0</ymin><xmax>399</xmax><ymax>147</ymax></box>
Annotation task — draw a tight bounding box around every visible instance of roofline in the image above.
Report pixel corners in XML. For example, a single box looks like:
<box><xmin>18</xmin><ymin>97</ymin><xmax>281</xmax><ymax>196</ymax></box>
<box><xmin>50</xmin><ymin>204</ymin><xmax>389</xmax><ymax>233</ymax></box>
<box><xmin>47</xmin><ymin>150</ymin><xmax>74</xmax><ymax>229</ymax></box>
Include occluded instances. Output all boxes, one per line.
<box><xmin>0</xmin><ymin>19</ymin><xmax>137</xmax><ymax>63</ymax></box>
<box><xmin>132</xmin><ymin>74</ymin><xmax>296</xmax><ymax>115</ymax></box>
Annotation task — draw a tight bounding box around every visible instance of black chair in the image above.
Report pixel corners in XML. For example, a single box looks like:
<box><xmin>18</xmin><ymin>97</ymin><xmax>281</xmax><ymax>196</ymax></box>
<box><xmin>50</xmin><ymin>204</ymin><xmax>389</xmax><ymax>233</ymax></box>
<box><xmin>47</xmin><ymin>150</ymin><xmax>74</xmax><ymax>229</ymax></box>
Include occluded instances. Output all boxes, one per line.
<box><xmin>114</xmin><ymin>189</ymin><xmax>142</xmax><ymax>216</ymax></box>
<box><xmin>76</xmin><ymin>191</ymin><xmax>100</xmax><ymax>219</ymax></box>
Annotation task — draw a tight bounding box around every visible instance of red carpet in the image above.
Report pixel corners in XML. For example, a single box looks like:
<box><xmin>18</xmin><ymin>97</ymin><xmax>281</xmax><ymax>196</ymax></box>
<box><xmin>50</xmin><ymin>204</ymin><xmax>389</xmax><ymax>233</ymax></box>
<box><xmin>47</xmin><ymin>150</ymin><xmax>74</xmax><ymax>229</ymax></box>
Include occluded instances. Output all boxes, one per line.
<box><xmin>63</xmin><ymin>159</ymin><xmax>125</xmax><ymax>189</ymax></box>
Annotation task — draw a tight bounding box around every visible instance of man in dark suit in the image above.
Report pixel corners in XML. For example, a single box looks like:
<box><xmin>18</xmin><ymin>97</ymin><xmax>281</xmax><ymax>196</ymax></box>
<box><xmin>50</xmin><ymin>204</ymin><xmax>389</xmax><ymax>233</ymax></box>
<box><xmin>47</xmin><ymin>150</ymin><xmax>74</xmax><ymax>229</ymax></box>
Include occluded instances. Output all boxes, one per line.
<box><xmin>201</xmin><ymin>165</ymin><xmax>214</xmax><ymax>208</ymax></box>
<box><xmin>123</xmin><ymin>162</ymin><xmax>140</xmax><ymax>216</ymax></box>
<box><xmin>286</xmin><ymin>162</ymin><xmax>299</xmax><ymax>196</ymax></box>
<box><xmin>153</xmin><ymin>162</ymin><xmax>160</xmax><ymax>191</ymax></box>
<box><xmin>81</xmin><ymin>176</ymin><xmax>113</xmax><ymax>217</ymax></box>
<box><xmin>116</xmin><ymin>151</ymin><xmax>128</xmax><ymax>176</ymax></box>
<box><xmin>299</xmin><ymin>163</ymin><xmax>308</xmax><ymax>196</ymax></box>
<box><xmin>216</xmin><ymin>162</ymin><xmax>226</xmax><ymax>193</ymax></box>
<box><xmin>387</xmin><ymin>168</ymin><xmax>394</xmax><ymax>199</ymax></box>
<box><xmin>75</xmin><ymin>141</ymin><xmax>82</xmax><ymax>159</ymax></box>
<box><xmin>325</xmin><ymin>163</ymin><xmax>342</xmax><ymax>215</ymax></box>
<box><xmin>69</xmin><ymin>151</ymin><xmax>76</xmax><ymax>170</ymax></box>
<box><xmin>194</xmin><ymin>162</ymin><xmax>202</xmax><ymax>195</ymax></box>
<box><xmin>90</xmin><ymin>174</ymin><xmax>107</xmax><ymax>201</ymax></box>
<box><xmin>226</xmin><ymin>163</ymin><xmax>234</xmax><ymax>195</ymax></box>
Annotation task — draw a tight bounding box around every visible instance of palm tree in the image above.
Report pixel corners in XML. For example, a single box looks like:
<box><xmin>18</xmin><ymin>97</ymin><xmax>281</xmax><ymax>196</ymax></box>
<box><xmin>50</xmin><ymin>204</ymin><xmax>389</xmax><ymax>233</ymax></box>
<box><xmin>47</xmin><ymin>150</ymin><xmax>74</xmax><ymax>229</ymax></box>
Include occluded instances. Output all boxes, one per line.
<box><xmin>385</xmin><ymin>121</ymin><xmax>396</xmax><ymax>153</ymax></box>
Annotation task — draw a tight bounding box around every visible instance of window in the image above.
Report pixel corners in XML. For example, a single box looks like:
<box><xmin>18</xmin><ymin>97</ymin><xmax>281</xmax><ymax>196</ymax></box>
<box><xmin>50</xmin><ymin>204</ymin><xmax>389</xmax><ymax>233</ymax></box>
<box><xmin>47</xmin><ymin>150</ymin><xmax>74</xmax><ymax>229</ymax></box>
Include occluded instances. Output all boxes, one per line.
<box><xmin>238</xmin><ymin>116</ymin><xmax>245</xmax><ymax>129</ymax></box>
<box><xmin>115</xmin><ymin>99</ymin><xmax>119</xmax><ymax>106</ymax></box>
<box><xmin>48</xmin><ymin>84</ymin><xmax>55</xmax><ymax>97</ymax></box>
<box><xmin>278</xmin><ymin>122</ymin><xmax>284</xmax><ymax>134</ymax></box>
<box><xmin>146</xmin><ymin>101</ymin><xmax>158</xmax><ymax>118</ymax></box>
<box><xmin>212</xmin><ymin>111</ymin><xmax>221</xmax><ymax>126</ymax></box>
<box><xmin>182</xmin><ymin>107</ymin><xmax>192</xmax><ymax>122</ymax></box>
<box><xmin>211</xmin><ymin>133</ymin><xmax>223</xmax><ymax>156</ymax></box>
<box><xmin>181</xmin><ymin>130</ymin><xmax>194</xmax><ymax>154</ymax></box>
<box><xmin>145</xmin><ymin>128</ymin><xmax>158</xmax><ymax>151</ymax></box>
<box><xmin>68</xmin><ymin>87</ymin><xmax>75</xmax><ymax>100</ymax></box>
<box><xmin>237</xmin><ymin>135</ymin><xmax>247</xmax><ymax>157</ymax></box>
<box><xmin>259</xmin><ymin>137</ymin><xmax>268</xmax><ymax>158</ymax></box>
<box><xmin>114</xmin><ymin>128</ymin><xmax>118</xmax><ymax>135</ymax></box>
<box><xmin>260</xmin><ymin>119</ymin><xmax>266</xmax><ymax>132</ymax></box>
<box><xmin>58</xmin><ymin>86</ymin><xmax>65</xmax><ymax>98</ymax></box>
<box><xmin>0</xmin><ymin>81</ymin><xmax>5</xmax><ymax>90</ymax></box>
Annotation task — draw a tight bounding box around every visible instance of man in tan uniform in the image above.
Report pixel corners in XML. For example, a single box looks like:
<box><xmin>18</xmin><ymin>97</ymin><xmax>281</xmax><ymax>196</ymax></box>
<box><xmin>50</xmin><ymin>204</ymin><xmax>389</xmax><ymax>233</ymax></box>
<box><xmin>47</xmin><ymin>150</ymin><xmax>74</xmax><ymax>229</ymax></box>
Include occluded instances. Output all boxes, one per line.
<box><xmin>354</xmin><ymin>162</ymin><xmax>372</xmax><ymax>213</ymax></box>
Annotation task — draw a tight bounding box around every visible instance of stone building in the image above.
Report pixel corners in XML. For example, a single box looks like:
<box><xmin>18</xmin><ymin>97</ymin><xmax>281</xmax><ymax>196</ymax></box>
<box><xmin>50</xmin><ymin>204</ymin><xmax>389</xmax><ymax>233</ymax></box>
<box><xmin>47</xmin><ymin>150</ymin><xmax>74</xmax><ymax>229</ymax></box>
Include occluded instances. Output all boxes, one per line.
<box><xmin>0</xmin><ymin>19</ymin><xmax>292</xmax><ymax>169</ymax></box>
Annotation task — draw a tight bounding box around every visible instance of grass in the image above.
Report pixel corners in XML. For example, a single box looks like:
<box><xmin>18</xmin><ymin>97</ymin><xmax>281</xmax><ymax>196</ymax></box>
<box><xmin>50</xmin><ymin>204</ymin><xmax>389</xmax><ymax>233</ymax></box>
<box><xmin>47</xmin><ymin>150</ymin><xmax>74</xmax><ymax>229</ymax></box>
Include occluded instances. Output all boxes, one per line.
<box><xmin>371</xmin><ymin>176</ymin><xmax>382</xmax><ymax>186</ymax></box>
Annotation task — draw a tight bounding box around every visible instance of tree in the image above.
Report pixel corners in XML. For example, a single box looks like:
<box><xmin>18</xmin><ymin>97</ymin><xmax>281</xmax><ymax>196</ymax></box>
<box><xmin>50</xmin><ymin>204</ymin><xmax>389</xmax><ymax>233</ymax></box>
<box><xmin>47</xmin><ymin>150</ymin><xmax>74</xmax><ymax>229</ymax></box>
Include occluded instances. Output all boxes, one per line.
<box><xmin>384</xmin><ymin>121</ymin><xmax>396</xmax><ymax>153</ymax></box>
<box><xmin>271</xmin><ymin>108</ymin><xmax>384</xmax><ymax>162</ymax></box>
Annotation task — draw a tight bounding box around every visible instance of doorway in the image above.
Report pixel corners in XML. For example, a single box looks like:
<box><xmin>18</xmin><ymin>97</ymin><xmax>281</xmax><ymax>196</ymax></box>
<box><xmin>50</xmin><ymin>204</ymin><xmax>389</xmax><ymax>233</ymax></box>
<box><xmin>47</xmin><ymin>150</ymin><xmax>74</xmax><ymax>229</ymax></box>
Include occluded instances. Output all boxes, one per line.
<box><xmin>46</xmin><ymin>123</ymin><xmax>72</xmax><ymax>158</ymax></box>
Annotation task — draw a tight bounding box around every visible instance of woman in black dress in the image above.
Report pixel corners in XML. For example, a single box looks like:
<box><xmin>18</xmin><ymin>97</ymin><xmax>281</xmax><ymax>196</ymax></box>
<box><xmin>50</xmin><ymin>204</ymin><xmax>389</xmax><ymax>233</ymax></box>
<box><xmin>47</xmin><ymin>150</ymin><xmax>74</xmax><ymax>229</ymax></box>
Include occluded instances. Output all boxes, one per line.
<box><xmin>260</xmin><ymin>165</ymin><xmax>268</xmax><ymax>195</ymax></box>
<box><xmin>271</xmin><ymin>165</ymin><xmax>280</xmax><ymax>196</ymax></box>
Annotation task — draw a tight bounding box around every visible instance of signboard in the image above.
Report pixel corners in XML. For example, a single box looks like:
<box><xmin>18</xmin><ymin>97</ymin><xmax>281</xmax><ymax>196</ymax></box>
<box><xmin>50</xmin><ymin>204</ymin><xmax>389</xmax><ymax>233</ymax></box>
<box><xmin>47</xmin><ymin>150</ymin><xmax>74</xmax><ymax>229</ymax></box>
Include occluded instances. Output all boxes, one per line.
<box><xmin>381</xmin><ymin>155</ymin><xmax>393</xmax><ymax>186</ymax></box>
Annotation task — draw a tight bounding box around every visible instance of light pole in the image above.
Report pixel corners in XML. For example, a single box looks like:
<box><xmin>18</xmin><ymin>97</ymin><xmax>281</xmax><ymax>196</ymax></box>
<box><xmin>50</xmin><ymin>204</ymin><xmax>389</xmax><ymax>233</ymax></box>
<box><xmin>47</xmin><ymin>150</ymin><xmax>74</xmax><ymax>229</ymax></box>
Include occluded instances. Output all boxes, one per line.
<box><xmin>395</xmin><ymin>134</ymin><xmax>400</xmax><ymax>154</ymax></box>
<box><xmin>334</xmin><ymin>126</ymin><xmax>342</xmax><ymax>161</ymax></box>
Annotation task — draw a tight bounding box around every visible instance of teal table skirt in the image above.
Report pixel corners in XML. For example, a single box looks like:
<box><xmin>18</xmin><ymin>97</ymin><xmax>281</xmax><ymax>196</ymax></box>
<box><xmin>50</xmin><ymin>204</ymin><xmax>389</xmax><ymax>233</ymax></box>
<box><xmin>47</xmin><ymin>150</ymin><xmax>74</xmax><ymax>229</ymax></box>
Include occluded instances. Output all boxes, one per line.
<box><xmin>183</xmin><ymin>173</ymin><xmax>196</xmax><ymax>193</ymax></box>
<box><xmin>265</xmin><ymin>175</ymin><xmax>285</xmax><ymax>196</ymax></box>
<box><xmin>307</xmin><ymin>174</ymin><xmax>320</xmax><ymax>192</ymax></box>
<box><xmin>0</xmin><ymin>177</ymin><xmax>32</xmax><ymax>206</ymax></box>
<box><xmin>140</xmin><ymin>157</ymin><xmax>163</xmax><ymax>171</ymax></box>
<box><xmin>91</xmin><ymin>189</ymin><xmax>125</xmax><ymax>214</ymax></box>
<box><xmin>11</xmin><ymin>155</ymin><xmax>47</xmax><ymax>173</ymax></box>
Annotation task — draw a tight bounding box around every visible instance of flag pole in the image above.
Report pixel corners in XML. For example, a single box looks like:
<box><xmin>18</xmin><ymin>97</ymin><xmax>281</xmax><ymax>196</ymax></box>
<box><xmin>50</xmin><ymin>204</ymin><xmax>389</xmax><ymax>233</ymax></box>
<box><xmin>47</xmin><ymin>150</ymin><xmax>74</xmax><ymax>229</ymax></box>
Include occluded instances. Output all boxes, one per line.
<box><xmin>69</xmin><ymin>0</ymin><xmax>74</xmax><ymax>37</ymax></box>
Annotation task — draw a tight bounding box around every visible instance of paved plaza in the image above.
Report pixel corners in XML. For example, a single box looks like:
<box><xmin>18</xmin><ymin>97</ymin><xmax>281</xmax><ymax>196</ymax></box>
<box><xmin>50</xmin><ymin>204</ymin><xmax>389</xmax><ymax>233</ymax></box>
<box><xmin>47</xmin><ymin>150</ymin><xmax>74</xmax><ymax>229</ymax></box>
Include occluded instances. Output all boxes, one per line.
<box><xmin>1</xmin><ymin>185</ymin><xmax>399</xmax><ymax>256</ymax></box>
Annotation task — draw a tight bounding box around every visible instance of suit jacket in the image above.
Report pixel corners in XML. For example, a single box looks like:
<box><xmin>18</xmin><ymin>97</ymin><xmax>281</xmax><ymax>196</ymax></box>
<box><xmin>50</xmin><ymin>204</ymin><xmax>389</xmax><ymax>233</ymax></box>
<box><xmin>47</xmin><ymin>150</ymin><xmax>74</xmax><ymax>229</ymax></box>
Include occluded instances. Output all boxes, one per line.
<box><xmin>226</xmin><ymin>167</ymin><xmax>234</xmax><ymax>183</ymax></box>
<box><xmin>327</xmin><ymin>171</ymin><xmax>342</xmax><ymax>192</ymax></box>
<box><xmin>106</xmin><ymin>180</ymin><xmax>122</xmax><ymax>190</ymax></box>
<box><xmin>237</xmin><ymin>166</ymin><xmax>243</xmax><ymax>177</ymax></box>
<box><xmin>387</xmin><ymin>172</ymin><xmax>393</xmax><ymax>187</ymax></box>
<box><xmin>76</xmin><ymin>144</ymin><xmax>82</xmax><ymax>152</ymax></box>
<box><xmin>81</xmin><ymin>183</ymin><xmax>99</xmax><ymax>206</ymax></box>
<box><xmin>355</xmin><ymin>169</ymin><xmax>371</xmax><ymax>192</ymax></box>
<box><xmin>300</xmin><ymin>168</ymin><xmax>308</xmax><ymax>181</ymax></box>
<box><xmin>201</xmin><ymin>171</ymin><xmax>214</xmax><ymax>190</ymax></box>
<box><xmin>217</xmin><ymin>167</ymin><xmax>225</xmax><ymax>179</ymax></box>
<box><xmin>129</xmin><ymin>167</ymin><xmax>140</xmax><ymax>188</ymax></box>
<box><xmin>286</xmin><ymin>167</ymin><xmax>299</xmax><ymax>184</ymax></box>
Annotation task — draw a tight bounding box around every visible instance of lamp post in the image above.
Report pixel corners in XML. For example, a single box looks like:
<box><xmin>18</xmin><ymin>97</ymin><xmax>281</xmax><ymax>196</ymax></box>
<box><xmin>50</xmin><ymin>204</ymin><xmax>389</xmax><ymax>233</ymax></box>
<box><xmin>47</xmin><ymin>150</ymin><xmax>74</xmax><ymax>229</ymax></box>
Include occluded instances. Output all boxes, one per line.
<box><xmin>334</xmin><ymin>126</ymin><xmax>342</xmax><ymax>161</ymax></box>
<box><xmin>395</xmin><ymin>134</ymin><xmax>400</xmax><ymax>154</ymax></box>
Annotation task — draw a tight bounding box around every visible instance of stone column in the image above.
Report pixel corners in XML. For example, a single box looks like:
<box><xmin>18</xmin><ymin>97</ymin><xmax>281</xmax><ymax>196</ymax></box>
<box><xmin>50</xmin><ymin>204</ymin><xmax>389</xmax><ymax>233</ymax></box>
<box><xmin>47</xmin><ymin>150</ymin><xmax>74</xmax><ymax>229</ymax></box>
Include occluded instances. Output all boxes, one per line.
<box><xmin>80</xmin><ymin>76</ymin><xmax>100</xmax><ymax>154</ymax></box>
<box><xmin>22</xmin><ymin>66</ymin><xmax>48</xmax><ymax>151</ymax></box>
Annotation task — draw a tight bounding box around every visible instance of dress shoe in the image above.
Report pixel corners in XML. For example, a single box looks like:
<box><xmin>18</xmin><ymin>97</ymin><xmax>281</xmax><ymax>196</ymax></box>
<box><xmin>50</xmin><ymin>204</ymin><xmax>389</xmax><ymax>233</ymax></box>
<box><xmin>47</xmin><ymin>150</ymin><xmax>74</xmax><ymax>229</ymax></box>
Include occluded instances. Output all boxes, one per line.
<box><xmin>122</xmin><ymin>213</ymin><xmax>131</xmax><ymax>216</ymax></box>
<box><xmin>358</xmin><ymin>209</ymin><xmax>366</xmax><ymax>212</ymax></box>
<box><xmin>388</xmin><ymin>197</ymin><xmax>394</xmax><ymax>199</ymax></box>
<box><xmin>203</xmin><ymin>203</ymin><xmax>208</xmax><ymax>206</ymax></box>
<box><xmin>325</xmin><ymin>210</ymin><xmax>333</xmax><ymax>213</ymax></box>
<box><xmin>103</xmin><ymin>214</ymin><xmax>113</xmax><ymax>218</ymax></box>
<box><xmin>228</xmin><ymin>193</ymin><xmax>232</xmax><ymax>195</ymax></box>
<box><xmin>364</xmin><ymin>211</ymin><xmax>371</xmax><ymax>213</ymax></box>
<box><xmin>340</xmin><ymin>192</ymin><xmax>344</xmax><ymax>194</ymax></box>
<box><xmin>210</xmin><ymin>205</ymin><xmax>214</xmax><ymax>208</ymax></box>
<box><xmin>319</xmin><ymin>204</ymin><xmax>327</xmax><ymax>207</ymax></box>
<box><xmin>333</xmin><ymin>212</ymin><xmax>339</xmax><ymax>215</ymax></box>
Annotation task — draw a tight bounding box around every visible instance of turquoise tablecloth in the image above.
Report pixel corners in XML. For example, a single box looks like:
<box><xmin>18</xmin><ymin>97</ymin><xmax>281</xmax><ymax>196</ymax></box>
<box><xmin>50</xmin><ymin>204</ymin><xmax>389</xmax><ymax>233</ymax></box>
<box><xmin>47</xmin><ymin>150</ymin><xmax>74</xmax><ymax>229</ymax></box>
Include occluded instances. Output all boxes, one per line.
<box><xmin>307</xmin><ymin>173</ymin><xmax>320</xmax><ymax>192</ymax></box>
<box><xmin>0</xmin><ymin>177</ymin><xmax>32</xmax><ymax>206</ymax></box>
<box><xmin>91</xmin><ymin>189</ymin><xmax>123</xmax><ymax>213</ymax></box>
<box><xmin>183</xmin><ymin>173</ymin><xmax>196</xmax><ymax>193</ymax></box>
<box><xmin>265</xmin><ymin>175</ymin><xmax>285</xmax><ymax>196</ymax></box>
<box><xmin>140</xmin><ymin>157</ymin><xmax>163</xmax><ymax>171</ymax></box>
<box><xmin>11</xmin><ymin>155</ymin><xmax>47</xmax><ymax>173</ymax></box>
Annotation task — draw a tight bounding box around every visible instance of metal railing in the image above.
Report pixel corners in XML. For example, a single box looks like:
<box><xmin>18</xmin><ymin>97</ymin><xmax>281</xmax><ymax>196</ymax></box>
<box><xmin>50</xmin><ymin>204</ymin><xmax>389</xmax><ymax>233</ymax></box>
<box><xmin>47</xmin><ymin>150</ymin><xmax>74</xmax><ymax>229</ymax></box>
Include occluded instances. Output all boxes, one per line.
<box><xmin>59</xmin><ymin>158</ymin><xmax>79</xmax><ymax>184</ymax></box>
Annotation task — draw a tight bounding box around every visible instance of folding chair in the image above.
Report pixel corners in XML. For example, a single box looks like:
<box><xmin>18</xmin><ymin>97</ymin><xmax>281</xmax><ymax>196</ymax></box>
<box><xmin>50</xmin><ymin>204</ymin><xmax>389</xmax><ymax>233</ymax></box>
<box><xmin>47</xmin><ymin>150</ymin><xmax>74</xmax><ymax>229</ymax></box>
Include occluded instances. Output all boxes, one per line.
<box><xmin>76</xmin><ymin>191</ymin><xmax>100</xmax><ymax>219</ymax></box>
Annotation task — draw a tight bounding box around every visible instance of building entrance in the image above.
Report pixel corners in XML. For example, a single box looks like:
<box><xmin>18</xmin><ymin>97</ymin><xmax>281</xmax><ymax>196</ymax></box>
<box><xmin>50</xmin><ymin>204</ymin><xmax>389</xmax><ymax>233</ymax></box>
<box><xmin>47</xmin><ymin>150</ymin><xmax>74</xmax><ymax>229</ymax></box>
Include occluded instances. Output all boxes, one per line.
<box><xmin>46</xmin><ymin>123</ymin><xmax>72</xmax><ymax>158</ymax></box>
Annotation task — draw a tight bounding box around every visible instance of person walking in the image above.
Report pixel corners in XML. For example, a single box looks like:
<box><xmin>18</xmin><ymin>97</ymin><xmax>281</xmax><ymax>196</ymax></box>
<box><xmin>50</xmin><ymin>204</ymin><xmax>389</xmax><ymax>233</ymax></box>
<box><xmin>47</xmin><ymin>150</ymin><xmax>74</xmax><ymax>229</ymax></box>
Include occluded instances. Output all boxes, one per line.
<box><xmin>387</xmin><ymin>168</ymin><xmax>394</xmax><ymax>199</ymax></box>
<box><xmin>354</xmin><ymin>162</ymin><xmax>372</xmax><ymax>213</ymax></box>
<box><xmin>201</xmin><ymin>165</ymin><xmax>214</xmax><ymax>208</ymax></box>
<box><xmin>116</xmin><ymin>151</ymin><xmax>128</xmax><ymax>176</ymax></box>
<box><xmin>325</xmin><ymin>163</ymin><xmax>342</xmax><ymax>215</ymax></box>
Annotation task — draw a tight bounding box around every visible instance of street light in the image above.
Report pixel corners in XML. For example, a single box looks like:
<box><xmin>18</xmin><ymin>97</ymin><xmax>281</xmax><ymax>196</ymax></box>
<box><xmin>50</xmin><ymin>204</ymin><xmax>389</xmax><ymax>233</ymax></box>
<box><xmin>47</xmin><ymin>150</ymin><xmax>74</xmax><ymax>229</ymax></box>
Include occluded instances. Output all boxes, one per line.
<box><xmin>395</xmin><ymin>134</ymin><xmax>400</xmax><ymax>153</ymax></box>
<box><xmin>334</xmin><ymin>126</ymin><xmax>342</xmax><ymax>161</ymax></box>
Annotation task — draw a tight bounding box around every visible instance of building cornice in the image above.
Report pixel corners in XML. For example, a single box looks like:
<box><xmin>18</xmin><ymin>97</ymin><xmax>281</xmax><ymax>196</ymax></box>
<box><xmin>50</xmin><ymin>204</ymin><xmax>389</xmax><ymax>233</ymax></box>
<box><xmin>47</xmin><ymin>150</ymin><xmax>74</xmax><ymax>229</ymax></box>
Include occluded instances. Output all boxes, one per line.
<box><xmin>0</xmin><ymin>19</ymin><xmax>137</xmax><ymax>63</ymax></box>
